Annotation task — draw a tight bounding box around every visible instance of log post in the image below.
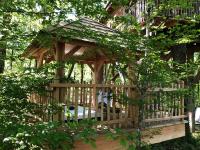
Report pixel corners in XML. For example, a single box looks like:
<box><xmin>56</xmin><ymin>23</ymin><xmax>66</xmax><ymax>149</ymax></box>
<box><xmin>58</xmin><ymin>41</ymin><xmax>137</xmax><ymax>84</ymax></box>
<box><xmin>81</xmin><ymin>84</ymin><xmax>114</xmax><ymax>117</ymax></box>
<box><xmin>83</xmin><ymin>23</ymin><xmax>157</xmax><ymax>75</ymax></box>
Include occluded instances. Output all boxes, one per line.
<box><xmin>92</xmin><ymin>60</ymin><xmax>104</xmax><ymax>114</ymax></box>
<box><xmin>54</xmin><ymin>42</ymin><xmax>65</xmax><ymax>121</ymax></box>
<box><xmin>128</xmin><ymin>64</ymin><xmax>140</xmax><ymax>128</ymax></box>
<box><xmin>93</xmin><ymin>60</ymin><xmax>104</xmax><ymax>84</ymax></box>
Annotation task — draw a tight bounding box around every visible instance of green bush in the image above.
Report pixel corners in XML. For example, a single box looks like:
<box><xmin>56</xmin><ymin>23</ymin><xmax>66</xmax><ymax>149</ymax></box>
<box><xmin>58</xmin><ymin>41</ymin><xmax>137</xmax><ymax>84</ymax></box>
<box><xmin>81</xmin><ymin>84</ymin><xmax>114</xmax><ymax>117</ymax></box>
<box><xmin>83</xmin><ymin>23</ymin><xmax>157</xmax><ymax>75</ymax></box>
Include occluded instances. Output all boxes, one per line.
<box><xmin>0</xmin><ymin>73</ymin><xmax>97</xmax><ymax>150</ymax></box>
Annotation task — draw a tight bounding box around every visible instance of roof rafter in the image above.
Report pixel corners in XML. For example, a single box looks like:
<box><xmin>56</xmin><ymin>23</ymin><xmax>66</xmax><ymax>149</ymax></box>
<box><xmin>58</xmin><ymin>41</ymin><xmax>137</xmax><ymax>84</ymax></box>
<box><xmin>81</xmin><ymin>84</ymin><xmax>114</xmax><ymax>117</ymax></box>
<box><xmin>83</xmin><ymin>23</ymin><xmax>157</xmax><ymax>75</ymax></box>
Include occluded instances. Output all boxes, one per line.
<box><xmin>64</xmin><ymin>45</ymin><xmax>82</xmax><ymax>59</ymax></box>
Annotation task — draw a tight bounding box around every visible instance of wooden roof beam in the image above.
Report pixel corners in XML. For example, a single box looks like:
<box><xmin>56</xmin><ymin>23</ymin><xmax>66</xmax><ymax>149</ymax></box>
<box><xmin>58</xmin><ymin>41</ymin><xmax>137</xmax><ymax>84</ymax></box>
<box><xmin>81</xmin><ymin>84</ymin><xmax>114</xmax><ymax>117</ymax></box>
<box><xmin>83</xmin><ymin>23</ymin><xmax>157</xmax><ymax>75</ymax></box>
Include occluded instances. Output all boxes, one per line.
<box><xmin>64</xmin><ymin>46</ymin><xmax>82</xmax><ymax>59</ymax></box>
<box><xmin>36</xmin><ymin>49</ymin><xmax>48</xmax><ymax>68</ymax></box>
<box><xmin>87</xmin><ymin>64</ymin><xmax>94</xmax><ymax>72</ymax></box>
<box><xmin>97</xmin><ymin>49</ymin><xmax>106</xmax><ymax>57</ymax></box>
<box><xmin>67</xmin><ymin>39</ymin><xmax>97</xmax><ymax>48</ymax></box>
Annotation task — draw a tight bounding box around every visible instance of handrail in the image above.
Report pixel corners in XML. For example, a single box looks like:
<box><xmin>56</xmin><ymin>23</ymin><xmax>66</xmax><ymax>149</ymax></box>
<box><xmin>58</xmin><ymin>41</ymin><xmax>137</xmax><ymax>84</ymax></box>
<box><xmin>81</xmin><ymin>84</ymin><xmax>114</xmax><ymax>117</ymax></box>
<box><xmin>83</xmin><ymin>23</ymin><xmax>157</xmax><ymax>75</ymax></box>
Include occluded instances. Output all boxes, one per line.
<box><xmin>144</xmin><ymin>115</ymin><xmax>187</xmax><ymax>123</ymax></box>
<box><xmin>147</xmin><ymin>87</ymin><xmax>185</xmax><ymax>92</ymax></box>
<box><xmin>31</xmin><ymin>82</ymin><xmax>186</xmax><ymax>128</ymax></box>
<box><xmin>49</xmin><ymin>83</ymin><xmax>135</xmax><ymax>88</ymax></box>
<box><xmin>130</xmin><ymin>0</ymin><xmax>200</xmax><ymax>20</ymax></box>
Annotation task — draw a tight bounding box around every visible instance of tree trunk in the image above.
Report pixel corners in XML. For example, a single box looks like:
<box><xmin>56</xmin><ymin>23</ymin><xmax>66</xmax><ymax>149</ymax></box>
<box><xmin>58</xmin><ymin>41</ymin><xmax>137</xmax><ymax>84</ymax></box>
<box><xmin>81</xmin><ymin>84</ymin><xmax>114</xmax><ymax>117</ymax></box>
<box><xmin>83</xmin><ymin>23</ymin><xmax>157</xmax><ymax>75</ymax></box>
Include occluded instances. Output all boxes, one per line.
<box><xmin>0</xmin><ymin>13</ymin><xmax>11</xmax><ymax>73</ymax></box>
<box><xmin>0</xmin><ymin>47</ymin><xmax>6</xmax><ymax>73</ymax></box>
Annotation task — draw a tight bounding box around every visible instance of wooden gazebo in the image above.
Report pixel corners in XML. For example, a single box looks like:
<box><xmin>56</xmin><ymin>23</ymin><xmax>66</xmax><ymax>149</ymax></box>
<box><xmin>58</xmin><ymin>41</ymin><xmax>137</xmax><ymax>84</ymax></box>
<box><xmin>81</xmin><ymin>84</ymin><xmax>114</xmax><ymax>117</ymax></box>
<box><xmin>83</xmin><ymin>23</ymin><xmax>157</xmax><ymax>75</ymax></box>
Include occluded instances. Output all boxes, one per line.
<box><xmin>23</xmin><ymin>18</ymin><xmax>127</xmax><ymax>83</ymax></box>
<box><xmin>23</xmin><ymin>17</ymin><xmax>186</xmax><ymax>148</ymax></box>
<box><xmin>23</xmin><ymin>17</ymin><xmax>137</xmax><ymax>125</ymax></box>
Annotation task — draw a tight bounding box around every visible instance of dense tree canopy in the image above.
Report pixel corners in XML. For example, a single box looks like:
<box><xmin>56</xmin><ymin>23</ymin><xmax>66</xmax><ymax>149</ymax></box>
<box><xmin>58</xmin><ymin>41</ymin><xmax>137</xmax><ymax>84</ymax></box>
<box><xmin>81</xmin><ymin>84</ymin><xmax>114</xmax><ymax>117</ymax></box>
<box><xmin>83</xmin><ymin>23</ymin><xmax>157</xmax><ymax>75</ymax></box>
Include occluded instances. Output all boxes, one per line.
<box><xmin>0</xmin><ymin>0</ymin><xmax>200</xmax><ymax>149</ymax></box>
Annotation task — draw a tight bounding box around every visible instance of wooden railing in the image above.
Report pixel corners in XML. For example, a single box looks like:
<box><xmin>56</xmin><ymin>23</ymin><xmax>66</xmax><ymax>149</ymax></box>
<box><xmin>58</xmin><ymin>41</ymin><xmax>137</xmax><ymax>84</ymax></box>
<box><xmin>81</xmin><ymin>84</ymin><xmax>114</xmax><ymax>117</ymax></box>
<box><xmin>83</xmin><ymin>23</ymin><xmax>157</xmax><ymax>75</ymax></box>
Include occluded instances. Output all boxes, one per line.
<box><xmin>29</xmin><ymin>82</ymin><xmax>186</xmax><ymax>128</ymax></box>
<box><xmin>143</xmin><ymin>82</ymin><xmax>186</xmax><ymax>127</ymax></box>
<box><xmin>129</xmin><ymin>0</ymin><xmax>200</xmax><ymax>22</ymax></box>
<box><xmin>49</xmin><ymin>83</ymin><xmax>136</xmax><ymax>128</ymax></box>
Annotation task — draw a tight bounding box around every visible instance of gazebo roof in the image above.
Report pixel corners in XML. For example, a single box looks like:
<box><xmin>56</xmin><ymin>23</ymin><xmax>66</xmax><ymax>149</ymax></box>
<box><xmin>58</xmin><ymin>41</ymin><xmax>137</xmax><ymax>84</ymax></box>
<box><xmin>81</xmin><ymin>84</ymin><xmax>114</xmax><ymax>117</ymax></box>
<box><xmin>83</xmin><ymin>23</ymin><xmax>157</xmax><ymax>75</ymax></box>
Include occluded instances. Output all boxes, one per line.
<box><xmin>23</xmin><ymin>17</ymin><xmax>123</xmax><ymax>64</ymax></box>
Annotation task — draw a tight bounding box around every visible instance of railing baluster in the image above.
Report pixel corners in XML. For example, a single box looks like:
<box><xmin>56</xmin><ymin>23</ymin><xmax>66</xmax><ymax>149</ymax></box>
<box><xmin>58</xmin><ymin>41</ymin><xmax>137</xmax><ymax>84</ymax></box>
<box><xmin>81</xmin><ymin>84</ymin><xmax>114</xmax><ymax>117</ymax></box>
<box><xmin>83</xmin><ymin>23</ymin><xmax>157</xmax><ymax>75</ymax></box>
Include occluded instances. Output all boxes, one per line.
<box><xmin>83</xmin><ymin>86</ymin><xmax>86</xmax><ymax>119</ymax></box>
<box><xmin>72</xmin><ymin>87</ymin><xmax>75</xmax><ymax>106</ymax></box>
<box><xmin>94</xmin><ymin>85</ymin><xmax>98</xmax><ymax>120</ymax></box>
<box><xmin>174</xmin><ymin>92</ymin><xmax>177</xmax><ymax>117</ymax></box>
<box><xmin>88</xmin><ymin>87</ymin><xmax>92</xmax><ymax>119</ymax></box>
<box><xmin>107</xmin><ymin>87</ymin><xmax>111</xmax><ymax>125</ymax></box>
<box><xmin>112</xmin><ymin>86</ymin><xmax>116</xmax><ymax>128</ymax></box>
<box><xmin>118</xmin><ymin>87</ymin><xmax>123</xmax><ymax>128</ymax></box>
<box><xmin>124</xmin><ymin>86</ymin><xmax>128</xmax><ymax>128</ymax></box>
<box><xmin>74</xmin><ymin>87</ymin><xmax>78</xmax><ymax>121</ymax></box>
<box><xmin>101</xmin><ymin>87</ymin><xmax>104</xmax><ymax>121</ymax></box>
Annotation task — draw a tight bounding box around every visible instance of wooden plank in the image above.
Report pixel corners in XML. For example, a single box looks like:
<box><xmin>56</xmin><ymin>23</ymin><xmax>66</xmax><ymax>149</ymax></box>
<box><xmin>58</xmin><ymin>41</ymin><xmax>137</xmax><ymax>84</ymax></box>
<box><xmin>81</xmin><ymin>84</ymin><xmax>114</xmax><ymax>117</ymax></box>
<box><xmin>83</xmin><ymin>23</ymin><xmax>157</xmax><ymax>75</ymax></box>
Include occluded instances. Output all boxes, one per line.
<box><xmin>147</xmin><ymin>87</ymin><xmax>184</xmax><ymax>92</ymax></box>
<box><xmin>155</xmin><ymin>92</ymin><xmax>159</xmax><ymax>119</ymax></box>
<box><xmin>127</xmin><ymin>87</ymin><xmax>133</xmax><ymax>120</ymax></box>
<box><xmin>50</xmin><ymin>83</ymin><xmax>135</xmax><ymax>88</ymax></box>
<box><xmin>144</xmin><ymin>115</ymin><xmax>187</xmax><ymax>123</ymax></box>
<box><xmin>63</xmin><ymin>87</ymin><xmax>67</xmax><ymax>106</ymax></box>
<box><xmin>64</xmin><ymin>46</ymin><xmax>82</xmax><ymax>59</ymax></box>
<box><xmin>124</xmin><ymin>87</ymin><xmax>128</xmax><ymax>128</ymax></box>
<box><xmin>59</xmin><ymin>87</ymin><xmax>65</xmax><ymax>121</ymax></box>
<box><xmin>74</xmin><ymin>123</ymin><xmax>186</xmax><ymax>150</ymax></box>
<box><xmin>88</xmin><ymin>87</ymin><xmax>92</xmax><ymax>118</ymax></box>
<box><xmin>118</xmin><ymin>87</ymin><xmax>123</xmax><ymax>128</ymax></box>
<box><xmin>143</xmin><ymin>123</ymin><xmax>185</xmax><ymax>144</ymax></box>
<box><xmin>112</xmin><ymin>87</ymin><xmax>116</xmax><ymax>128</ymax></box>
<box><xmin>50</xmin><ymin>83</ymin><xmax>93</xmax><ymax>88</ymax></box>
<box><xmin>160</xmin><ymin>90</ymin><xmax>164</xmax><ymax>118</ymax></box>
<box><xmin>100</xmin><ymin>118</ymin><xmax>134</xmax><ymax>125</ymax></box>
<box><xmin>107</xmin><ymin>88</ymin><xmax>111</xmax><ymax>125</ymax></box>
<box><xmin>74</xmin><ymin>87</ymin><xmax>79</xmax><ymax>121</ymax></box>
<box><xmin>147</xmin><ymin>93</ymin><xmax>151</xmax><ymax>119</ymax></box>
<box><xmin>53</xmin><ymin>87</ymin><xmax>60</xmax><ymax>121</ymax></box>
<box><xmin>67</xmin><ymin>39</ymin><xmax>97</xmax><ymax>48</ymax></box>
<box><xmin>171</xmin><ymin>92</ymin><xmax>175</xmax><ymax>117</ymax></box>
<box><xmin>180</xmin><ymin>81</ymin><xmax>185</xmax><ymax>120</ymax></box>
<box><xmin>101</xmin><ymin>88</ymin><xmax>104</xmax><ymax>121</ymax></box>
<box><xmin>72</xmin><ymin>87</ymin><xmax>75</xmax><ymax>105</ymax></box>
<box><xmin>94</xmin><ymin>85</ymin><xmax>98</xmax><ymax>120</ymax></box>
<box><xmin>66</xmin><ymin>87</ymin><xmax>71</xmax><ymax>120</ymax></box>
<box><xmin>83</xmin><ymin>87</ymin><xmax>86</xmax><ymax>119</ymax></box>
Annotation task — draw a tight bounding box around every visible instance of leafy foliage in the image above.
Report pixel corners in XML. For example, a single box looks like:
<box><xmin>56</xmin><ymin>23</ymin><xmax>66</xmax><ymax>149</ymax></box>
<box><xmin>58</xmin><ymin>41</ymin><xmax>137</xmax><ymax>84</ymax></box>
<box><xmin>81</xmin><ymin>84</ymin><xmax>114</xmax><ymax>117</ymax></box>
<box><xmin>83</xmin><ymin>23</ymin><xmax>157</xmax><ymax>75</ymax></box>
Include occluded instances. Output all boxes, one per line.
<box><xmin>0</xmin><ymin>74</ymin><xmax>99</xmax><ymax>150</ymax></box>
<box><xmin>0</xmin><ymin>0</ymin><xmax>200</xmax><ymax>150</ymax></box>
<box><xmin>151</xmin><ymin>134</ymin><xmax>200</xmax><ymax>150</ymax></box>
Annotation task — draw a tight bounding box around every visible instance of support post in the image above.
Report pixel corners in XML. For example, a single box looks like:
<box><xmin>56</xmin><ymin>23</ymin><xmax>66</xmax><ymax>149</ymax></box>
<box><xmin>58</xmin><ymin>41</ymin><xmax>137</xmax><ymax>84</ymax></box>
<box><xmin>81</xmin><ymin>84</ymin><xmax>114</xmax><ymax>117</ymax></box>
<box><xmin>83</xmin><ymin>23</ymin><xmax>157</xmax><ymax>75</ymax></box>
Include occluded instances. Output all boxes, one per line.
<box><xmin>92</xmin><ymin>60</ymin><xmax>104</xmax><ymax>112</ymax></box>
<box><xmin>93</xmin><ymin>60</ymin><xmax>104</xmax><ymax>84</ymax></box>
<box><xmin>128</xmin><ymin>64</ymin><xmax>140</xmax><ymax>128</ymax></box>
<box><xmin>54</xmin><ymin>42</ymin><xmax>65</xmax><ymax>121</ymax></box>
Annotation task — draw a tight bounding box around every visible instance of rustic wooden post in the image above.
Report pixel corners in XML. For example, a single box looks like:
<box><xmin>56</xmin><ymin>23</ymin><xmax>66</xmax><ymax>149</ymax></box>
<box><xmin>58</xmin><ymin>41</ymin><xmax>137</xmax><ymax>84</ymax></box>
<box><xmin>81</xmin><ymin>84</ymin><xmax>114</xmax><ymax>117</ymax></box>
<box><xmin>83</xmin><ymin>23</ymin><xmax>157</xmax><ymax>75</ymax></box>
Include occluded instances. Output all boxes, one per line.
<box><xmin>93</xmin><ymin>60</ymin><xmax>104</xmax><ymax>119</ymax></box>
<box><xmin>54</xmin><ymin>41</ymin><xmax>65</xmax><ymax>121</ymax></box>
<box><xmin>128</xmin><ymin>64</ymin><xmax>140</xmax><ymax>128</ymax></box>
<box><xmin>93</xmin><ymin>60</ymin><xmax>104</xmax><ymax>84</ymax></box>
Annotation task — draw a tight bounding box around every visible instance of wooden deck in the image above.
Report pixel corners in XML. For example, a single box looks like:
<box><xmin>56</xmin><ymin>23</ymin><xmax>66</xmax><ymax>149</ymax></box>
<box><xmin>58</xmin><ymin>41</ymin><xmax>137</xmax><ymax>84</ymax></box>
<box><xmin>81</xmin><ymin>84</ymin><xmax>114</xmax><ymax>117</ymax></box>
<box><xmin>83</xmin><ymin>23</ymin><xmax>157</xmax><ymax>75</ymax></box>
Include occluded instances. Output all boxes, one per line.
<box><xmin>74</xmin><ymin>123</ymin><xmax>185</xmax><ymax>150</ymax></box>
<box><xmin>29</xmin><ymin>82</ymin><xmax>187</xmax><ymax>146</ymax></box>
